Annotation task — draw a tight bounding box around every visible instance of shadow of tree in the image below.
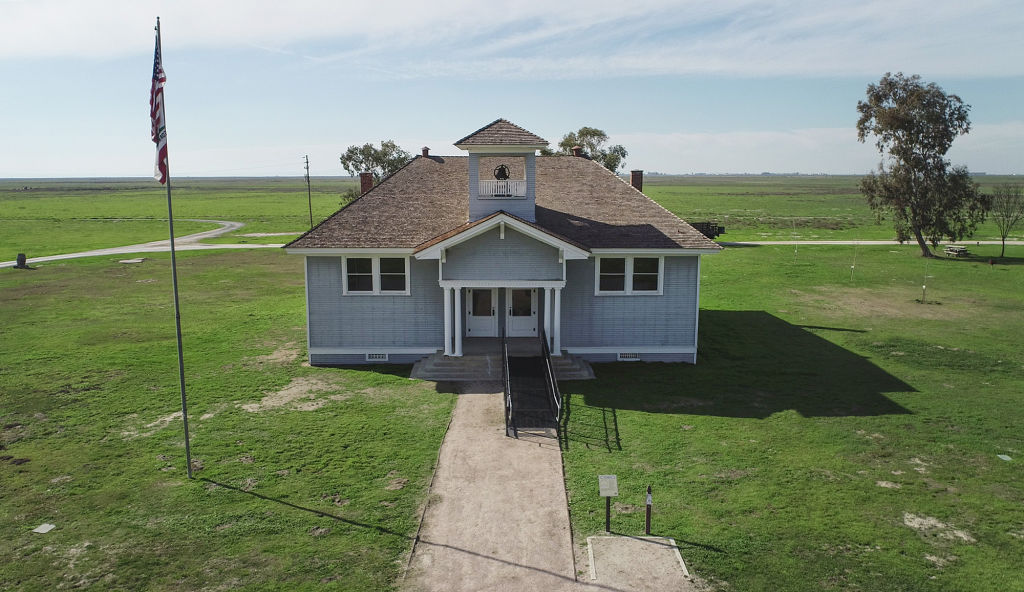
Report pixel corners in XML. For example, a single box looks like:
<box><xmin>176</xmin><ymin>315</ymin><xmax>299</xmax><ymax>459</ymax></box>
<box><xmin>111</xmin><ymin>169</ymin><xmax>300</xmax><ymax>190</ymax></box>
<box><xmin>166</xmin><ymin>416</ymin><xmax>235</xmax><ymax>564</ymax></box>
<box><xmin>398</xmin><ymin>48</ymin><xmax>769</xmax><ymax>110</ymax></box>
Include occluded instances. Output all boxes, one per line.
<box><xmin>564</xmin><ymin>310</ymin><xmax>913</xmax><ymax>423</ymax></box>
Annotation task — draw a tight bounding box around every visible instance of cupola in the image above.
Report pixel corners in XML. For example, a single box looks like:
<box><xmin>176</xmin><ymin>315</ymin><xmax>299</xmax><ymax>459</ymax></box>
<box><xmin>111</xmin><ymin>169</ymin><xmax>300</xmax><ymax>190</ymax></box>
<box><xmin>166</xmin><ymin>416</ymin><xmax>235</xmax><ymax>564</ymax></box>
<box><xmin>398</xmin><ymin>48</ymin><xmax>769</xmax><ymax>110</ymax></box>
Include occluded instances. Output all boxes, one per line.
<box><xmin>454</xmin><ymin>119</ymin><xmax>548</xmax><ymax>222</ymax></box>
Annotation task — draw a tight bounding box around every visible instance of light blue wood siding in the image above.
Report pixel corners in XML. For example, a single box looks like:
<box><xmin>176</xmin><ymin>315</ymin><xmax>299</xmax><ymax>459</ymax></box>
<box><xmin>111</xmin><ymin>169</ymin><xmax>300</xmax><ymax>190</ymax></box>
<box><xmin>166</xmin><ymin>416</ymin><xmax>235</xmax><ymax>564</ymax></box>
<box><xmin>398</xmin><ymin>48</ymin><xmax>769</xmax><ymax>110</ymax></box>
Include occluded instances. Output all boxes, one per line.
<box><xmin>306</xmin><ymin>256</ymin><xmax>443</xmax><ymax>348</ymax></box>
<box><xmin>560</xmin><ymin>256</ymin><xmax>698</xmax><ymax>348</ymax></box>
<box><xmin>443</xmin><ymin>227</ymin><xmax>561</xmax><ymax>281</ymax></box>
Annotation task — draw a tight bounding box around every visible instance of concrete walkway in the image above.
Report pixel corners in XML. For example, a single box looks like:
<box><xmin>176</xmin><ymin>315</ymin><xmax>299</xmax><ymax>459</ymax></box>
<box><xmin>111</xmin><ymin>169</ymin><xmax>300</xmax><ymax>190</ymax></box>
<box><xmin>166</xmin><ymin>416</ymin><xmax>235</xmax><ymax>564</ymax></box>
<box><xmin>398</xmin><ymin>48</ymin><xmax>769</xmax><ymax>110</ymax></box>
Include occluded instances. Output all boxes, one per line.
<box><xmin>403</xmin><ymin>384</ymin><xmax>700</xmax><ymax>591</ymax></box>
<box><xmin>0</xmin><ymin>219</ymin><xmax>285</xmax><ymax>269</ymax></box>
<box><xmin>404</xmin><ymin>383</ymin><xmax>591</xmax><ymax>592</ymax></box>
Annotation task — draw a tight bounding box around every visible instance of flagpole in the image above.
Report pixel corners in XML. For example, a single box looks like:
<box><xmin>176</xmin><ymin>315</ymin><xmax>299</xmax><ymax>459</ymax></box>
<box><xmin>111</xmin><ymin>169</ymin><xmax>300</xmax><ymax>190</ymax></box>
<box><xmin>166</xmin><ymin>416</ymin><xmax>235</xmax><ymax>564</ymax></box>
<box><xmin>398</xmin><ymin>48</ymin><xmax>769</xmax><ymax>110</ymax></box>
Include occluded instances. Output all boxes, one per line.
<box><xmin>155</xmin><ymin>17</ymin><xmax>193</xmax><ymax>479</ymax></box>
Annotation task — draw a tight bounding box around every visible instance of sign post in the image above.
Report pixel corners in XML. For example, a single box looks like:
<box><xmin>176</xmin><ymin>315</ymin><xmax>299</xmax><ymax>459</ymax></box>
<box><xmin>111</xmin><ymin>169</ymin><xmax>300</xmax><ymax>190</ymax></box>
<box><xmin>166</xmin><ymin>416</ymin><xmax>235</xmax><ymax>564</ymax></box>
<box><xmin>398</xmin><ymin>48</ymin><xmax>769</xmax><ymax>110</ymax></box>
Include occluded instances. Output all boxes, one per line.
<box><xmin>645</xmin><ymin>485</ymin><xmax>653</xmax><ymax>535</ymax></box>
<box><xmin>599</xmin><ymin>475</ymin><xmax>618</xmax><ymax>533</ymax></box>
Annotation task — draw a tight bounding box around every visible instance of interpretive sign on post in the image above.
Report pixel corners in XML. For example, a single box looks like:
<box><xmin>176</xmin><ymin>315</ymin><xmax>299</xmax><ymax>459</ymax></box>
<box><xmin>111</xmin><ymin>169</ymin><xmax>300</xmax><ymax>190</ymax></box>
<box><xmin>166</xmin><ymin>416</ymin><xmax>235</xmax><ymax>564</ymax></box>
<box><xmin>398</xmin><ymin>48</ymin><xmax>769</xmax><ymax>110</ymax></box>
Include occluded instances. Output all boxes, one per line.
<box><xmin>599</xmin><ymin>475</ymin><xmax>619</xmax><ymax>497</ymax></box>
<box><xmin>599</xmin><ymin>475</ymin><xmax>618</xmax><ymax>532</ymax></box>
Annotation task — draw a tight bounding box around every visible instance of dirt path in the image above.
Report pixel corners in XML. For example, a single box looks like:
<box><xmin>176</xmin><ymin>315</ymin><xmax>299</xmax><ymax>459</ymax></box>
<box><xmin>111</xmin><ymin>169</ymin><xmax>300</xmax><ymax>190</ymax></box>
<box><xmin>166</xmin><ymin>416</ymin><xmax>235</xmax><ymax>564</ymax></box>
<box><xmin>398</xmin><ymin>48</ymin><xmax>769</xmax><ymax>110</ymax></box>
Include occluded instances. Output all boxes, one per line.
<box><xmin>0</xmin><ymin>219</ymin><xmax>285</xmax><ymax>268</ymax></box>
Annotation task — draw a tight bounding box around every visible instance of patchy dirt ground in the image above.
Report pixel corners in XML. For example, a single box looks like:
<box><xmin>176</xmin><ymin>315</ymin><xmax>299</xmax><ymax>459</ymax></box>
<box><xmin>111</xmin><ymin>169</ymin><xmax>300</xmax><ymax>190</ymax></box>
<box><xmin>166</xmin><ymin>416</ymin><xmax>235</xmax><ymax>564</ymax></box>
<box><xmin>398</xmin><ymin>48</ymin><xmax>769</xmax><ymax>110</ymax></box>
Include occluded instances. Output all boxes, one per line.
<box><xmin>240</xmin><ymin>377</ymin><xmax>348</xmax><ymax>413</ymax></box>
<box><xmin>790</xmin><ymin>286</ymin><xmax>968</xmax><ymax>320</ymax></box>
<box><xmin>903</xmin><ymin>513</ymin><xmax>976</xmax><ymax>543</ymax></box>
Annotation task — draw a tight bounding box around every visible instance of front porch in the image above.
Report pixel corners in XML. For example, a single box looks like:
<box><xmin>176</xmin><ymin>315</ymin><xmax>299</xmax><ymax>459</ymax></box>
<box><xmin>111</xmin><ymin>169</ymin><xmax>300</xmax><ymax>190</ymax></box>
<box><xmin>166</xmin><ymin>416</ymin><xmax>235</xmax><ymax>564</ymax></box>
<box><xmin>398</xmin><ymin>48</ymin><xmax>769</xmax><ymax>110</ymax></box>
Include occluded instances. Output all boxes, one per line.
<box><xmin>410</xmin><ymin>338</ymin><xmax>595</xmax><ymax>382</ymax></box>
<box><xmin>441</xmin><ymin>285</ymin><xmax>565</xmax><ymax>357</ymax></box>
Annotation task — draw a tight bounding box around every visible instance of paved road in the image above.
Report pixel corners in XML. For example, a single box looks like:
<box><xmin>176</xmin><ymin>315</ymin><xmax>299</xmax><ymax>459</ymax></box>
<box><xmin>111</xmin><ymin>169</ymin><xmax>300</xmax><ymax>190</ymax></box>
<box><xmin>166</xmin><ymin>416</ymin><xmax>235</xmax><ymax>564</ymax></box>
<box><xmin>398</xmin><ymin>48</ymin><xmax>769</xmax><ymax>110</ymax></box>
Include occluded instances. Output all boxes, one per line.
<box><xmin>5</xmin><ymin>223</ymin><xmax>1018</xmax><ymax>270</ymax></box>
<box><xmin>0</xmin><ymin>219</ymin><xmax>285</xmax><ymax>269</ymax></box>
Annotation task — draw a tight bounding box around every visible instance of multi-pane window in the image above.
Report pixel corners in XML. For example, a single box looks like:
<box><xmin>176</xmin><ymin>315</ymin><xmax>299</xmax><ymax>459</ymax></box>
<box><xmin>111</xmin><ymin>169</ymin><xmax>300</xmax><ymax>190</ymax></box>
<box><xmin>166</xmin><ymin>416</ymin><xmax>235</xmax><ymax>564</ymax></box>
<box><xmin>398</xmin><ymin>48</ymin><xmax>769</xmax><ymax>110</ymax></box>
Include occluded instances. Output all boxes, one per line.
<box><xmin>595</xmin><ymin>256</ymin><xmax>663</xmax><ymax>295</ymax></box>
<box><xmin>345</xmin><ymin>258</ymin><xmax>373</xmax><ymax>292</ymax></box>
<box><xmin>379</xmin><ymin>258</ymin><xmax>406</xmax><ymax>292</ymax></box>
<box><xmin>598</xmin><ymin>258</ymin><xmax>626</xmax><ymax>292</ymax></box>
<box><xmin>631</xmin><ymin>257</ymin><xmax>660</xmax><ymax>292</ymax></box>
<box><xmin>343</xmin><ymin>257</ymin><xmax>409</xmax><ymax>295</ymax></box>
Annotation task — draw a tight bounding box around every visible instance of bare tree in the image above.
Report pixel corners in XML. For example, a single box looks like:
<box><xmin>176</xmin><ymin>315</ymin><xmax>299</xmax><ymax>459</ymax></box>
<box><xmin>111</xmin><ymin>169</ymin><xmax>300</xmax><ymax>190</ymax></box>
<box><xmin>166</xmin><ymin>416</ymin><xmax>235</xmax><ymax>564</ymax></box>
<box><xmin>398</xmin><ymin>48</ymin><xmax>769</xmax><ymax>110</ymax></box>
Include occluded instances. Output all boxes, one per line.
<box><xmin>991</xmin><ymin>184</ymin><xmax>1024</xmax><ymax>257</ymax></box>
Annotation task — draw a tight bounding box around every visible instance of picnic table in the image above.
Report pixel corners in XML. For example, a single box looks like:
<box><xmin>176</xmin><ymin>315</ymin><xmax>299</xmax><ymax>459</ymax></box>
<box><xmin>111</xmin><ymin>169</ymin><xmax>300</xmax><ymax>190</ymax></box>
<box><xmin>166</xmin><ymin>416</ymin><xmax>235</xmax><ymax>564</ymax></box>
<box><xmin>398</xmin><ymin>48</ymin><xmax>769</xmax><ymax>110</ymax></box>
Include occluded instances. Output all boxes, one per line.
<box><xmin>943</xmin><ymin>245</ymin><xmax>969</xmax><ymax>258</ymax></box>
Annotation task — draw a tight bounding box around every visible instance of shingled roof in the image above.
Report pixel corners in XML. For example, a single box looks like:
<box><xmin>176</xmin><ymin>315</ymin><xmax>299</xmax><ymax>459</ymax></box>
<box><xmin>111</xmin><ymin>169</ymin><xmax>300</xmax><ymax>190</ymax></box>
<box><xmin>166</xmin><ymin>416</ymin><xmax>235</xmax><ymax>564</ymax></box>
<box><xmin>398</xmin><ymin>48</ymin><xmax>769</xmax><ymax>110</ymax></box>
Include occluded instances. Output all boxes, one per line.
<box><xmin>454</xmin><ymin>119</ymin><xmax>548</xmax><ymax>147</ymax></box>
<box><xmin>286</xmin><ymin>155</ymin><xmax>721</xmax><ymax>252</ymax></box>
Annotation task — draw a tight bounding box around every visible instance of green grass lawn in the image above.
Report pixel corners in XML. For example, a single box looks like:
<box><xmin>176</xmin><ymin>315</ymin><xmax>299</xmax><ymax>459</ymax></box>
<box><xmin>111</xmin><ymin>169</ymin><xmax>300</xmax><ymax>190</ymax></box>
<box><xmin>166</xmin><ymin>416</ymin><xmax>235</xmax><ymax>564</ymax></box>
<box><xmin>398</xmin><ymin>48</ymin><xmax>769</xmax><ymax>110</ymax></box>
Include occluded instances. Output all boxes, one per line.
<box><xmin>0</xmin><ymin>250</ymin><xmax>455</xmax><ymax>591</ymax></box>
<box><xmin>0</xmin><ymin>219</ymin><xmax>218</xmax><ymax>260</ymax></box>
<box><xmin>0</xmin><ymin>178</ymin><xmax>356</xmax><ymax>255</ymax></box>
<box><xmin>644</xmin><ymin>175</ymin><xmax>1020</xmax><ymax>242</ymax></box>
<box><xmin>560</xmin><ymin>244</ymin><xmax>1024</xmax><ymax>591</ymax></box>
<box><xmin>4</xmin><ymin>176</ymin><xmax>1023</xmax><ymax>590</ymax></box>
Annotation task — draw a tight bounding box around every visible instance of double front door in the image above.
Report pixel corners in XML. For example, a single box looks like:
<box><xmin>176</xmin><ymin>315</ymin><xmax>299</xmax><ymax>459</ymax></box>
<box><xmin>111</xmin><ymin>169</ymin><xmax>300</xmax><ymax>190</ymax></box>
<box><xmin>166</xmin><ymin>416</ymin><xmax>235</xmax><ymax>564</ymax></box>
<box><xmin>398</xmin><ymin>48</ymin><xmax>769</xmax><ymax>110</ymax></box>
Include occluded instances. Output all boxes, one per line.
<box><xmin>464</xmin><ymin>288</ymin><xmax>538</xmax><ymax>338</ymax></box>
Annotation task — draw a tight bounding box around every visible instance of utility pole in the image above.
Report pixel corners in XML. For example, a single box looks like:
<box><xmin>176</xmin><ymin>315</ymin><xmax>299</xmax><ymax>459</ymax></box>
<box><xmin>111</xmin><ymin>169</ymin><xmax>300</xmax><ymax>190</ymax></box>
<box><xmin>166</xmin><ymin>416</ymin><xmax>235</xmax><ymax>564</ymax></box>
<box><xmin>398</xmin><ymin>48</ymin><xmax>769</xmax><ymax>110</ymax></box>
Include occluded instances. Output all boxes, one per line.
<box><xmin>304</xmin><ymin>155</ymin><xmax>313</xmax><ymax>230</ymax></box>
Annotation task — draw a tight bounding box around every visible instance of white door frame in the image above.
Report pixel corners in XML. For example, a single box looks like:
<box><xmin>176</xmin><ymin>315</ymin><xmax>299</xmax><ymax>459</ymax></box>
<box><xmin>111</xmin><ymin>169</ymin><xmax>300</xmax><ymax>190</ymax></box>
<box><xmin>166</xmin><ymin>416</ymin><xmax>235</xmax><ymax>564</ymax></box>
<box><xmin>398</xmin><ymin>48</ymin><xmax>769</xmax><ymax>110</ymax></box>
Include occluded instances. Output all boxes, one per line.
<box><xmin>465</xmin><ymin>288</ymin><xmax>498</xmax><ymax>337</ymax></box>
<box><xmin>506</xmin><ymin>288</ymin><xmax>538</xmax><ymax>337</ymax></box>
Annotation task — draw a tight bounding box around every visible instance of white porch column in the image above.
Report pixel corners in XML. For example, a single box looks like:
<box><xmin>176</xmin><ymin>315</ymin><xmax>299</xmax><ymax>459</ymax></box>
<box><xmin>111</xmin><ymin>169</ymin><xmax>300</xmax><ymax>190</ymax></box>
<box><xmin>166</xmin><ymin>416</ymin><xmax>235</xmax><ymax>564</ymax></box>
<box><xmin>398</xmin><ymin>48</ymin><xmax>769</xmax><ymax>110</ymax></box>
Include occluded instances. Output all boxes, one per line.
<box><xmin>453</xmin><ymin>288</ymin><xmax>463</xmax><ymax>357</ymax></box>
<box><xmin>543</xmin><ymin>287</ymin><xmax>551</xmax><ymax>348</ymax></box>
<box><xmin>552</xmin><ymin>287</ymin><xmax>562</xmax><ymax>356</ymax></box>
<box><xmin>443</xmin><ymin>286</ymin><xmax>452</xmax><ymax>356</ymax></box>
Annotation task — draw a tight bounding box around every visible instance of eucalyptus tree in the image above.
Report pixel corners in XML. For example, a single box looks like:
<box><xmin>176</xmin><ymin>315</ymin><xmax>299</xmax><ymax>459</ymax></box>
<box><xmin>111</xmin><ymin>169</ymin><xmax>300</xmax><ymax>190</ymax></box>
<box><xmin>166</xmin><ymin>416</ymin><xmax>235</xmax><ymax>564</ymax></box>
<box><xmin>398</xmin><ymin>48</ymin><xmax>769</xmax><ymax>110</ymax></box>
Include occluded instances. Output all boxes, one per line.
<box><xmin>856</xmin><ymin>72</ymin><xmax>990</xmax><ymax>257</ymax></box>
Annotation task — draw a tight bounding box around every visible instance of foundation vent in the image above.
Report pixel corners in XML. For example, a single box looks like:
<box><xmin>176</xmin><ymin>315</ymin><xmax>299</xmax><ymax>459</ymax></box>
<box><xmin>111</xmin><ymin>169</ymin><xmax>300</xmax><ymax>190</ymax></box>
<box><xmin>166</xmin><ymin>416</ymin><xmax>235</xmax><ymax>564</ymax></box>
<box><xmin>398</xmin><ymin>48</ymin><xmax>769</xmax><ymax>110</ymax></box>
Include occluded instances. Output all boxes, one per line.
<box><xmin>617</xmin><ymin>352</ymin><xmax>641</xmax><ymax>361</ymax></box>
<box><xmin>365</xmin><ymin>353</ymin><xmax>389</xmax><ymax>361</ymax></box>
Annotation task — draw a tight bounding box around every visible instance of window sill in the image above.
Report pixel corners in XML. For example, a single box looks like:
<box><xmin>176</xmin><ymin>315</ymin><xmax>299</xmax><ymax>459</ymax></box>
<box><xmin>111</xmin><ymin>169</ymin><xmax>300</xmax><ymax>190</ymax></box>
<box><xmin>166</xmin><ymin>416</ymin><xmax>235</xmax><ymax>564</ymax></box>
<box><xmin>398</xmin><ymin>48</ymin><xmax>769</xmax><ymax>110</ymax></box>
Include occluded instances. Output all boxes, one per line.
<box><xmin>595</xmin><ymin>290</ymin><xmax>663</xmax><ymax>296</ymax></box>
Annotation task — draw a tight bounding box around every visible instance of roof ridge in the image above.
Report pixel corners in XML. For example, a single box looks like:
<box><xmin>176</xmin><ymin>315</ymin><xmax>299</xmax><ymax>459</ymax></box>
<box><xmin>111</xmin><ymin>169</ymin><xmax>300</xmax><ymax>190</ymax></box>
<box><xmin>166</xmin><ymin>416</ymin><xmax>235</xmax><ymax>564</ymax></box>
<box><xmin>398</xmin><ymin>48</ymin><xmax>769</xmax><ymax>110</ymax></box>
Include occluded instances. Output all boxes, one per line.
<box><xmin>454</xmin><ymin>118</ymin><xmax>548</xmax><ymax>146</ymax></box>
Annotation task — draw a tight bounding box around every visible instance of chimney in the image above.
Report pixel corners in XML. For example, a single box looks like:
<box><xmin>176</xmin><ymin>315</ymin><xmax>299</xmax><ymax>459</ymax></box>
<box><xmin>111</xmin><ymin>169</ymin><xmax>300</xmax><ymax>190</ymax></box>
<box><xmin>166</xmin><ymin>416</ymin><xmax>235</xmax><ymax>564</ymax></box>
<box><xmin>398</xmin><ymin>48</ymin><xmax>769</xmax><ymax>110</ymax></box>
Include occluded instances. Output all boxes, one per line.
<box><xmin>421</xmin><ymin>146</ymin><xmax>430</xmax><ymax>157</ymax></box>
<box><xmin>359</xmin><ymin>172</ymin><xmax>374</xmax><ymax>194</ymax></box>
<box><xmin>571</xmin><ymin>145</ymin><xmax>583</xmax><ymax>157</ymax></box>
<box><xmin>630</xmin><ymin>170</ymin><xmax>643</xmax><ymax>192</ymax></box>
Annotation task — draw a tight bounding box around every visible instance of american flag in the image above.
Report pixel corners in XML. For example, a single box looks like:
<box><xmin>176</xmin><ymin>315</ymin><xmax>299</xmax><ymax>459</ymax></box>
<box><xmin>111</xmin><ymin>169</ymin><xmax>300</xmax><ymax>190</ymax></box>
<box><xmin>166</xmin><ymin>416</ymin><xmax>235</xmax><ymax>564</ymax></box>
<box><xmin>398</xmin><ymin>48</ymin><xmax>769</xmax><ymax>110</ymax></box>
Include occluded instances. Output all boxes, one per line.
<box><xmin>150</xmin><ymin>24</ymin><xmax>168</xmax><ymax>184</ymax></box>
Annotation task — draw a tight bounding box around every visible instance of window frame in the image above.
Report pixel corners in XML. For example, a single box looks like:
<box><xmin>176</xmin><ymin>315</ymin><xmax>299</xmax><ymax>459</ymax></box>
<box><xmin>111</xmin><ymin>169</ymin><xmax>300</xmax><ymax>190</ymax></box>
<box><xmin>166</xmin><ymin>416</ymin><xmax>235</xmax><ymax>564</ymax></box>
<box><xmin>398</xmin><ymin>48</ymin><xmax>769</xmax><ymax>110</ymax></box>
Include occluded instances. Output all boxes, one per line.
<box><xmin>594</xmin><ymin>256</ymin><xmax>664</xmax><ymax>296</ymax></box>
<box><xmin>342</xmin><ymin>256</ymin><xmax>411</xmax><ymax>296</ymax></box>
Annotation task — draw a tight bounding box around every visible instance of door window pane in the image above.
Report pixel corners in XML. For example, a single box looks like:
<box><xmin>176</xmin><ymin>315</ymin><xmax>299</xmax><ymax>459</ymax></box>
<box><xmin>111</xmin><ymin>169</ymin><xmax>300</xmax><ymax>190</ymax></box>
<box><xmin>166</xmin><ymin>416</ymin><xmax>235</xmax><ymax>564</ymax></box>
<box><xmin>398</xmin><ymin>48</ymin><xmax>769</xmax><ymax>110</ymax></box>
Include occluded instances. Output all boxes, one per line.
<box><xmin>511</xmin><ymin>290</ymin><xmax>532</xmax><ymax>316</ymax></box>
<box><xmin>471</xmin><ymin>289</ymin><xmax>493</xmax><ymax>316</ymax></box>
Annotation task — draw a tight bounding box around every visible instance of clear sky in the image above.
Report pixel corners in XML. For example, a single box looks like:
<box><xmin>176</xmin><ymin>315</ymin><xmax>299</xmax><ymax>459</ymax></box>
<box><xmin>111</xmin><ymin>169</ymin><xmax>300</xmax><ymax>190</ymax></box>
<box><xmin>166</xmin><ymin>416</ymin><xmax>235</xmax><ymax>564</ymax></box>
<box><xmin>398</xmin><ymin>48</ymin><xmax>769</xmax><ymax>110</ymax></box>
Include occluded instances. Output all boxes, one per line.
<box><xmin>1</xmin><ymin>0</ymin><xmax>1022</xmax><ymax>178</ymax></box>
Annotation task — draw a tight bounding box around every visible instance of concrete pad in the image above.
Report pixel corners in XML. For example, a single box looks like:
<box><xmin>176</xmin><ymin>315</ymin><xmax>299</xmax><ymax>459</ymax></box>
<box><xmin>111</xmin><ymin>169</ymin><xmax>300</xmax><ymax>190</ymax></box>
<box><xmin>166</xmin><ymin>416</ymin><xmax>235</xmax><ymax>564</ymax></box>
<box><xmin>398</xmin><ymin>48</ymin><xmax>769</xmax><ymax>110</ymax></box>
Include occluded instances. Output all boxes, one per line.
<box><xmin>586</xmin><ymin>536</ymin><xmax>703</xmax><ymax>591</ymax></box>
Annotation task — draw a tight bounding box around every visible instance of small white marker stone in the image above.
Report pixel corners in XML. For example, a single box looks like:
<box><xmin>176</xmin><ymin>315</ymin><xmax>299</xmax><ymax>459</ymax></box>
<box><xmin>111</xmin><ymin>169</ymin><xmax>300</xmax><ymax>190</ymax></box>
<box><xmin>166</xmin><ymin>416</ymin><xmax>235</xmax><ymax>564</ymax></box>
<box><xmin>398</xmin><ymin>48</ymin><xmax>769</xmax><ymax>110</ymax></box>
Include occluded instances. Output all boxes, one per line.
<box><xmin>997</xmin><ymin>454</ymin><xmax>1012</xmax><ymax>461</ymax></box>
<box><xmin>32</xmin><ymin>523</ymin><xmax>55</xmax><ymax>534</ymax></box>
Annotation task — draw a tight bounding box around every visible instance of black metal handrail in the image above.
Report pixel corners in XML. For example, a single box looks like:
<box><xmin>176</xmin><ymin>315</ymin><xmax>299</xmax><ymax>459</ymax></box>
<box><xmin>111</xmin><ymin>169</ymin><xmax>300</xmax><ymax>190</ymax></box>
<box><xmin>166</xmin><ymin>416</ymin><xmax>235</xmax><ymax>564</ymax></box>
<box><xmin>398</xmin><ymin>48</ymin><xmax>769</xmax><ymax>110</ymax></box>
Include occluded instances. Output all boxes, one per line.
<box><xmin>502</xmin><ymin>328</ymin><xmax>516</xmax><ymax>438</ymax></box>
<box><xmin>539</xmin><ymin>328</ymin><xmax>562</xmax><ymax>430</ymax></box>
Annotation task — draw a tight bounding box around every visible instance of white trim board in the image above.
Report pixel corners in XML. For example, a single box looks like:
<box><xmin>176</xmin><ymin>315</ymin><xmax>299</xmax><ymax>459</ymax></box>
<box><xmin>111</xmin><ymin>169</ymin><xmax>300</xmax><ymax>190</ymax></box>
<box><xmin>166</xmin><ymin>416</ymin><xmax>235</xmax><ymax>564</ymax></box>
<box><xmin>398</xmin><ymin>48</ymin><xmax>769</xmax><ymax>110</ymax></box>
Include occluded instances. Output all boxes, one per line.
<box><xmin>438</xmin><ymin>279</ymin><xmax>566</xmax><ymax>289</ymax></box>
<box><xmin>309</xmin><ymin>347</ymin><xmax>438</xmax><ymax>355</ymax></box>
<box><xmin>589</xmin><ymin>248</ymin><xmax>721</xmax><ymax>255</ymax></box>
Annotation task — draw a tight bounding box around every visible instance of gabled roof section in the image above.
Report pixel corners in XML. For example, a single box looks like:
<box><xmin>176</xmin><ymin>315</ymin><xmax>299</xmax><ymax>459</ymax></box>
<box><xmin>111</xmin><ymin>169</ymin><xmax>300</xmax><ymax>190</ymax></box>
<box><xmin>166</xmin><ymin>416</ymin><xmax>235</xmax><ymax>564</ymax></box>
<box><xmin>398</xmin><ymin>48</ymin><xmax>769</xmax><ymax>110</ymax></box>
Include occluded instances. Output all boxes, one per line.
<box><xmin>414</xmin><ymin>211</ymin><xmax>590</xmax><ymax>260</ymax></box>
<box><xmin>454</xmin><ymin>119</ymin><xmax>548</xmax><ymax>148</ymax></box>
